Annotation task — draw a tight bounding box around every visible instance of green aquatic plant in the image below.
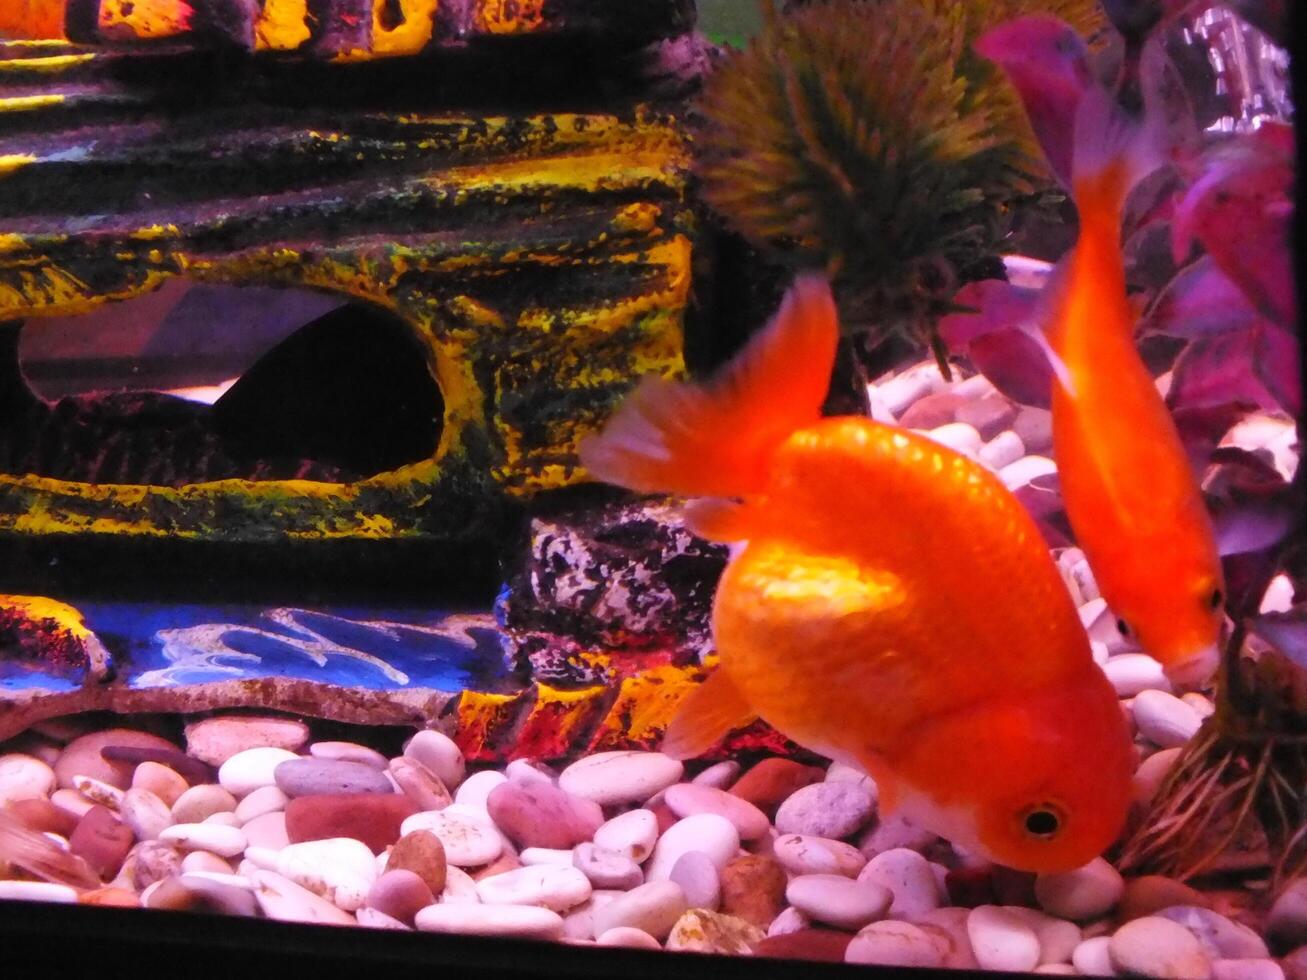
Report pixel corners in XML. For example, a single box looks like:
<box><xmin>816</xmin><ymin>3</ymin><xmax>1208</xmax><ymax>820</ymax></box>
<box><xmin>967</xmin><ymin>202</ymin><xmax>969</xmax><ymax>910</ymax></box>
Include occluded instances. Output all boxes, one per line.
<box><xmin>693</xmin><ymin>0</ymin><xmax>1107</xmax><ymax>359</ymax></box>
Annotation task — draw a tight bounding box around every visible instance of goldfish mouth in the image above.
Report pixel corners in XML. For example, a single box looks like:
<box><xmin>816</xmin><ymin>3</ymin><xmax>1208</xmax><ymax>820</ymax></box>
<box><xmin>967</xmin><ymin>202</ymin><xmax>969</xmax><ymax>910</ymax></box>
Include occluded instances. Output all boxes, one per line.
<box><xmin>1166</xmin><ymin>642</ymin><xmax>1221</xmax><ymax>691</ymax></box>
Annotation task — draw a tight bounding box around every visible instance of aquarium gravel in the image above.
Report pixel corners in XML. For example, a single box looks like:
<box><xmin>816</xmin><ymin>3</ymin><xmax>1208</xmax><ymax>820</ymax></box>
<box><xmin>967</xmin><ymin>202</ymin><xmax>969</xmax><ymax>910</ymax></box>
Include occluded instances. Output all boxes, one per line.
<box><xmin>1</xmin><ymin>356</ymin><xmax>1300</xmax><ymax>978</ymax></box>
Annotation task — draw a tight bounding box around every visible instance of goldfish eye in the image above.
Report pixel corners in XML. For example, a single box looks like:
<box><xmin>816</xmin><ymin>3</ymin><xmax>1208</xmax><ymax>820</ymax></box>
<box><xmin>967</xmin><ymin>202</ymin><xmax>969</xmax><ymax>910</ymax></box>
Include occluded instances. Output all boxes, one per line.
<box><xmin>1116</xmin><ymin>618</ymin><xmax>1133</xmax><ymax>638</ymax></box>
<box><xmin>1021</xmin><ymin>804</ymin><xmax>1064</xmax><ymax>840</ymax></box>
<box><xmin>1208</xmin><ymin>588</ymin><xmax>1223</xmax><ymax>610</ymax></box>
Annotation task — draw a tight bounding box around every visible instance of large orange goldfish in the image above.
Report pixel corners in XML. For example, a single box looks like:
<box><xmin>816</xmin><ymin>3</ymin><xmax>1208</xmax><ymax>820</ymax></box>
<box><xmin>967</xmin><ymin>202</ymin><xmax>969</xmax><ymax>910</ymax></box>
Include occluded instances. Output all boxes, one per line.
<box><xmin>977</xmin><ymin>17</ymin><xmax>1225</xmax><ymax>688</ymax></box>
<box><xmin>580</xmin><ymin>275</ymin><xmax>1133</xmax><ymax>872</ymax></box>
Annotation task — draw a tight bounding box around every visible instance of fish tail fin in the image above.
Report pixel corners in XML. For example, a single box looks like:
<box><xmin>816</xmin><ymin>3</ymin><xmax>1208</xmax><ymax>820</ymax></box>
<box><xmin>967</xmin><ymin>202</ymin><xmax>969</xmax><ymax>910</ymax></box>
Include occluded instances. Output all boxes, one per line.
<box><xmin>579</xmin><ymin>273</ymin><xmax>840</xmax><ymax>499</ymax></box>
<box><xmin>662</xmin><ymin>668</ymin><xmax>757</xmax><ymax>760</ymax></box>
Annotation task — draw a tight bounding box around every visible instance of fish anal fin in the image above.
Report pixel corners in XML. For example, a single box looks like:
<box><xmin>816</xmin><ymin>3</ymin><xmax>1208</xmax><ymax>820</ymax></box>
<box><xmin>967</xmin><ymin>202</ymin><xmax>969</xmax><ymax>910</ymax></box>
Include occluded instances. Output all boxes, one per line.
<box><xmin>661</xmin><ymin>668</ymin><xmax>757</xmax><ymax>761</ymax></box>
<box><xmin>683</xmin><ymin>497</ymin><xmax>751</xmax><ymax>543</ymax></box>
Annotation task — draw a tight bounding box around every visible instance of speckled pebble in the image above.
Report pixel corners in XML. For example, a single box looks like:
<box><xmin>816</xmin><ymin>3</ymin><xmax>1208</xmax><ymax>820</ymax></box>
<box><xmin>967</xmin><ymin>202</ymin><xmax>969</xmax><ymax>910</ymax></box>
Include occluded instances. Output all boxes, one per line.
<box><xmin>1133</xmin><ymin>690</ymin><xmax>1203</xmax><ymax>748</ymax></box>
<box><xmin>1110</xmin><ymin>915</ymin><xmax>1212</xmax><ymax>978</ymax></box>
<box><xmin>787</xmin><ymin>874</ymin><xmax>892</xmax><ymax>931</ymax></box>
<box><xmin>774</xmin><ymin>781</ymin><xmax>874</xmax><ymax>840</ymax></box>
<box><xmin>159</xmin><ymin>822</ymin><xmax>247</xmax><ymax>857</ymax></box>
<box><xmin>73</xmin><ymin>775</ymin><xmax>125</xmax><ymax>809</ymax></box>
<box><xmin>773</xmin><ymin>833</ymin><xmax>866</xmax><ymax>877</ymax></box>
<box><xmin>858</xmin><ymin>847</ymin><xmax>944</xmax><ymax>919</ymax></box>
<box><xmin>967</xmin><ymin>905</ymin><xmax>1043</xmax><ymax>973</ymax></box>
<box><xmin>388</xmin><ymin>757</ymin><xmax>452</xmax><ymax>811</ymax></box>
<box><xmin>356</xmin><ymin>907</ymin><xmax>412</xmax><ymax>930</ymax></box>
<box><xmin>668</xmin><ymin>850</ymin><xmax>720</xmax><ymax>910</ymax></box>
<box><xmin>857</xmin><ymin>812</ymin><xmax>938</xmax><ymax>858</ymax></box>
<box><xmin>846</xmin><ymin>920</ymin><xmax>948</xmax><ymax>968</ymax></box>
<box><xmin>1035</xmin><ymin>858</ymin><xmax>1126</xmax><ymax>921</ymax></box>
<box><xmin>558</xmin><ymin>752</ymin><xmax>683</xmax><ymax>808</ymax></box>
<box><xmin>401</xmin><ymin>804</ymin><xmax>502</xmax><ymax>867</ymax></box>
<box><xmin>276</xmin><ymin>837</ymin><xmax>378</xmax><ymax>910</ymax></box>
<box><xmin>665</xmin><ymin>908</ymin><xmax>763</xmax><ymax>954</ymax></box>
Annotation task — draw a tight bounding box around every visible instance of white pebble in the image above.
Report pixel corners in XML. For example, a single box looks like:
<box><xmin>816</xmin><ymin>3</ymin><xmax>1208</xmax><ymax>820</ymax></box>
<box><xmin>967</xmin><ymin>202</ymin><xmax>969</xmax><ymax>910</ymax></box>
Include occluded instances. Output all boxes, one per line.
<box><xmin>1073</xmin><ymin>936</ymin><xmax>1116</xmax><ymax>976</ymax></box>
<box><xmin>0</xmin><ymin>880</ymin><xmax>78</xmax><ymax>903</ymax></box>
<box><xmin>591</xmin><ymin>881</ymin><xmax>688</xmax><ymax>940</ymax></box>
<box><xmin>1035</xmin><ymin>858</ymin><xmax>1125</xmax><ymax>921</ymax></box>
<box><xmin>667</xmin><ymin>851</ymin><xmax>719</xmax><ymax>910</ymax></box>
<box><xmin>476</xmin><ymin>864</ymin><xmax>593</xmax><ymax>912</ymax></box>
<box><xmin>767</xmin><ymin>906</ymin><xmax>811</xmax><ymax>937</ymax></box>
<box><xmin>999</xmin><ymin>455</ymin><xmax>1057</xmax><ymax>491</ymax></box>
<box><xmin>218</xmin><ymin>747</ymin><xmax>301</xmax><ymax>798</ymax></box>
<box><xmin>1156</xmin><ymin>906</ymin><xmax>1269</xmax><ymax>959</ymax></box>
<box><xmin>664</xmin><ymin>783</ymin><xmax>770</xmax><ymax>840</ymax></box>
<box><xmin>924</xmin><ymin>422</ymin><xmax>983</xmax><ymax>459</ymax></box>
<box><xmin>233</xmin><ymin>785</ymin><xmax>288</xmax><ymax>823</ymax></box>
<box><xmin>0</xmin><ymin>754</ymin><xmax>56</xmax><ymax>805</ymax></box>
<box><xmin>402</xmin><ymin>804</ymin><xmax>502</xmax><ymax>867</ymax></box>
<box><xmin>558</xmin><ymin>752</ymin><xmax>683</xmax><ymax>807</ymax></box>
<box><xmin>250</xmin><ymin>870</ymin><xmax>356</xmax><ymax>925</ymax></box>
<box><xmin>205</xmin><ymin>811</ymin><xmax>242</xmax><ymax>828</ymax></box>
<box><xmin>504</xmin><ymin>759</ymin><xmax>555</xmax><ymax>789</ymax></box>
<box><xmin>787</xmin><ymin>874</ymin><xmax>892</xmax><ymax>931</ymax></box>
<box><xmin>593</xmin><ymin>809</ymin><xmax>659</xmax><ymax>864</ymax></box>
<box><xmin>877</xmin><ymin>363</ymin><xmax>947</xmax><ymax>415</ymax></box>
<box><xmin>160</xmin><ymin>822</ymin><xmax>248</xmax><ymax>857</ymax></box>
<box><xmin>121</xmin><ymin>787</ymin><xmax>173</xmax><ymax>841</ymax></box>
<box><xmin>979</xmin><ymin>430</ymin><xmax>1026</xmax><ymax>471</ymax></box>
<box><xmin>416</xmin><ymin>903</ymin><xmax>564</xmax><ymax>940</ymax></box>
<box><xmin>182</xmin><ymin>851</ymin><xmax>234</xmax><ymax>875</ymax></box>
<box><xmin>356</xmin><ymin>908</ymin><xmax>411</xmax><ymax>930</ymax></box>
<box><xmin>774</xmin><ymin>833</ymin><xmax>866</xmax><ymax>877</ymax></box>
<box><xmin>644</xmin><ymin>814</ymin><xmax>739</xmax><ymax>881</ymax></box>
<box><xmin>403</xmin><ymin>731</ymin><xmax>465</xmax><ymax>790</ymax></box>
<box><xmin>824</xmin><ymin>761</ymin><xmax>877</xmax><ymax>793</ymax></box>
<box><xmin>1104</xmin><ymin>654</ymin><xmax>1173</xmax><ymax>697</ymax></box>
<box><xmin>1004</xmin><ymin>906</ymin><xmax>1083</xmax><ymax>965</ymax></box>
<box><xmin>171</xmin><ymin>784</ymin><xmax>237</xmax><ymax>824</ymax></box>
<box><xmin>452</xmin><ymin>770</ymin><xmax>506</xmax><ymax>811</ymax></box>
<box><xmin>573</xmin><ymin>842</ymin><xmax>643</xmax><ymax>890</ymax></box>
<box><xmin>439</xmin><ymin>865</ymin><xmax>480</xmax><ymax>904</ymax></box>
<box><xmin>519</xmin><ymin>847</ymin><xmax>573</xmax><ymax>866</ymax></box>
<box><xmin>1260</xmin><ymin>574</ymin><xmax>1295</xmax><ymax>615</ymax></box>
<box><xmin>1133</xmin><ymin>690</ymin><xmax>1203</xmax><ymax>748</ymax></box>
<box><xmin>596</xmin><ymin>926</ymin><xmax>662</xmax><ymax>949</ymax></box>
<box><xmin>1213</xmin><ymin>961</ymin><xmax>1285</xmax><ymax>980</ymax></box>
<box><xmin>967</xmin><ymin>905</ymin><xmax>1042</xmax><ymax>973</ymax></box>
<box><xmin>277</xmin><ymin>838</ymin><xmax>378</xmax><ymax>911</ymax></box>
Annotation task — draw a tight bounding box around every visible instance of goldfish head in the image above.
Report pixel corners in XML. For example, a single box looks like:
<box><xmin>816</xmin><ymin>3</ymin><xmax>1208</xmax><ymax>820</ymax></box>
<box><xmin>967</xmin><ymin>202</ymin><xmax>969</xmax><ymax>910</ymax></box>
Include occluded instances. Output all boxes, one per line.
<box><xmin>1112</xmin><ymin>563</ymin><xmax>1225</xmax><ymax>690</ymax></box>
<box><xmin>889</xmin><ymin>673</ymin><xmax>1133</xmax><ymax>872</ymax></box>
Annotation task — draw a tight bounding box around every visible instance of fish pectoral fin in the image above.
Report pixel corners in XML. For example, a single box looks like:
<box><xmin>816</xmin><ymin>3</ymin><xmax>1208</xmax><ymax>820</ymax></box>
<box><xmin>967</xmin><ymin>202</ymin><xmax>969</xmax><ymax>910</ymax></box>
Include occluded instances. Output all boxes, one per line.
<box><xmin>858</xmin><ymin>752</ymin><xmax>900</xmax><ymax>813</ymax></box>
<box><xmin>683</xmin><ymin>497</ymin><xmax>751</xmax><ymax>543</ymax></box>
<box><xmin>661</xmin><ymin>668</ymin><xmax>757</xmax><ymax>761</ymax></box>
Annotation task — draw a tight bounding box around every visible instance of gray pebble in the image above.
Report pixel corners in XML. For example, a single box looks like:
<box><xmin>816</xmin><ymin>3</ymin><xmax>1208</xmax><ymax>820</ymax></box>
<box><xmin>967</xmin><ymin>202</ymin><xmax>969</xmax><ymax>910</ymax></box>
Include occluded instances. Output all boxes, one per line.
<box><xmin>775</xmin><ymin>781</ymin><xmax>874</xmax><ymax>840</ymax></box>
<box><xmin>273</xmin><ymin>758</ymin><xmax>395</xmax><ymax>797</ymax></box>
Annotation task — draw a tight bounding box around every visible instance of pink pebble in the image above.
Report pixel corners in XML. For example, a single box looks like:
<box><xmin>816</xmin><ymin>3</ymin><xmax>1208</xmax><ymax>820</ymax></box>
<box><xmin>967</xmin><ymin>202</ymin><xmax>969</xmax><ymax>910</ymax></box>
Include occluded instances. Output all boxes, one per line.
<box><xmin>664</xmin><ymin>783</ymin><xmax>770</xmax><ymax>841</ymax></box>
<box><xmin>367</xmin><ymin>869</ymin><xmax>435</xmax><ymax>926</ymax></box>
<box><xmin>486</xmin><ymin>781</ymin><xmax>602</xmax><ymax>850</ymax></box>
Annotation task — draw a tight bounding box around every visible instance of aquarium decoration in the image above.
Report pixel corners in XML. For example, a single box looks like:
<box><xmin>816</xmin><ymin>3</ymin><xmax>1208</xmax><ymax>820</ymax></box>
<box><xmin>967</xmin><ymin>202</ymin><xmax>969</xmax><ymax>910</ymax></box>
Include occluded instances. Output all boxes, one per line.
<box><xmin>0</xmin><ymin>0</ymin><xmax>1304</xmax><ymax>972</ymax></box>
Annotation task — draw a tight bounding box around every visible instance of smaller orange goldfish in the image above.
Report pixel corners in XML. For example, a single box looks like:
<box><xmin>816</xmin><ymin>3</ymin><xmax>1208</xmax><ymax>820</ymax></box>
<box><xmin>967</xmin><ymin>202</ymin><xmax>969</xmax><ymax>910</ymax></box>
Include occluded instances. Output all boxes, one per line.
<box><xmin>581</xmin><ymin>274</ymin><xmax>1134</xmax><ymax>872</ymax></box>
<box><xmin>977</xmin><ymin>17</ymin><xmax>1225</xmax><ymax>688</ymax></box>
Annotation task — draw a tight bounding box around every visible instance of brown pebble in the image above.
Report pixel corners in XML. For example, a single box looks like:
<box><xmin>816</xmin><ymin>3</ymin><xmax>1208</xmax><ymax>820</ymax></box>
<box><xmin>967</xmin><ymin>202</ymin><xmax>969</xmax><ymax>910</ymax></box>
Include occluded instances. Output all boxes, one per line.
<box><xmin>79</xmin><ymin>886</ymin><xmax>141</xmax><ymax>908</ymax></box>
<box><xmin>386</xmin><ymin>830</ymin><xmax>448</xmax><ymax>895</ymax></box>
<box><xmin>1120</xmin><ymin>876</ymin><xmax>1211</xmax><ymax>923</ymax></box>
<box><xmin>945</xmin><ymin>864</ymin><xmax>996</xmax><ymax>908</ymax></box>
<box><xmin>69</xmin><ymin>805</ymin><xmax>134</xmax><ymax>879</ymax></box>
<box><xmin>754</xmin><ymin>928</ymin><xmax>853</xmax><ymax>963</ymax></box>
<box><xmin>720</xmin><ymin>854</ymin><xmax>788</xmax><ymax>929</ymax></box>
<box><xmin>284</xmin><ymin>793</ymin><xmax>418</xmax><ymax>854</ymax></box>
<box><xmin>729</xmin><ymin>759</ymin><xmax>825</xmax><ymax>818</ymax></box>
<box><xmin>132</xmin><ymin>762</ymin><xmax>189</xmax><ymax>808</ymax></box>
<box><xmin>991</xmin><ymin>866</ymin><xmax>1038</xmax><ymax>907</ymax></box>
<box><xmin>470</xmin><ymin>849</ymin><xmax>522</xmax><ymax>881</ymax></box>
<box><xmin>5</xmin><ymin>798</ymin><xmax>79</xmax><ymax>837</ymax></box>
<box><xmin>898</xmin><ymin>392</ymin><xmax>968</xmax><ymax>430</ymax></box>
<box><xmin>55</xmin><ymin>730</ymin><xmax>181</xmax><ymax>791</ymax></box>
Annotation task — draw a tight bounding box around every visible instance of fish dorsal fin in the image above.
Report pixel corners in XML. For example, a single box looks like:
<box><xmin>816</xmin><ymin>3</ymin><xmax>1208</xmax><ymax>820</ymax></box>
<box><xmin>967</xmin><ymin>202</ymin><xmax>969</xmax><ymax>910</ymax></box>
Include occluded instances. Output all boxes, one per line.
<box><xmin>579</xmin><ymin>273</ymin><xmax>840</xmax><ymax>499</ymax></box>
<box><xmin>661</xmin><ymin>668</ymin><xmax>757</xmax><ymax>761</ymax></box>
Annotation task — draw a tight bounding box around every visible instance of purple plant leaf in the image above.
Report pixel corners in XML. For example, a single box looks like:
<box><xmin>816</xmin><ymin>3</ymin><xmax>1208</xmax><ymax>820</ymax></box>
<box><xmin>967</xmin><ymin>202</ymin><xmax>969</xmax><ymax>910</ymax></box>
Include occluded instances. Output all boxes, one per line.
<box><xmin>1144</xmin><ymin>256</ymin><xmax>1262</xmax><ymax>338</ymax></box>
<box><xmin>938</xmin><ymin>280</ymin><xmax>1040</xmax><ymax>349</ymax></box>
<box><xmin>937</xmin><ymin>280</ymin><xmax>1053</xmax><ymax>408</ymax></box>
<box><xmin>968</xmin><ymin>330</ymin><xmax>1055</xmax><ymax>409</ymax></box>
<box><xmin>1172</xmin><ymin>123</ymin><xmax>1296</xmax><ymax>329</ymax></box>
<box><xmin>1173</xmin><ymin>403</ymin><xmax>1258</xmax><ymax>473</ymax></box>
<box><xmin>1167</xmin><ymin>323</ymin><xmax>1299</xmax><ymax>416</ymax></box>
<box><xmin>1212</xmin><ymin>499</ymin><xmax>1296</xmax><ymax>557</ymax></box>
<box><xmin>1249</xmin><ymin>607</ymin><xmax>1307</xmax><ymax>671</ymax></box>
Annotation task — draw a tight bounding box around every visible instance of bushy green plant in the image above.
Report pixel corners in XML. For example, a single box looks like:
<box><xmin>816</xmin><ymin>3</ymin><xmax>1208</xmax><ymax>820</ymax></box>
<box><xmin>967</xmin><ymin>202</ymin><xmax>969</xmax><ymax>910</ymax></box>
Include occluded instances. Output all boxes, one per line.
<box><xmin>694</xmin><ymin>0</ymin><xmax>1107</xmax><ymax>354</ymax></box>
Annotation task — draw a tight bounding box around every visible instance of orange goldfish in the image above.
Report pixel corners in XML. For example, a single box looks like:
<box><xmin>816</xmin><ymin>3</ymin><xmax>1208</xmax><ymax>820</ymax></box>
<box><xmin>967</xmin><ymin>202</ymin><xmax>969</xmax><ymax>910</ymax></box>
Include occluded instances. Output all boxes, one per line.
<box><xmin>580</xmin><ymin>275</ymin><xmax>1133</xmax><ymax>872</ymax></box>
<box><xmin>977</xmin><ymin>17</ymin><xmax>1225</xmax><ymax>688</ymax></box>
<box><xmin>0</xmin><ymin>1</ymin><xmax>67</xmax><ymax>39</ymax></box>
